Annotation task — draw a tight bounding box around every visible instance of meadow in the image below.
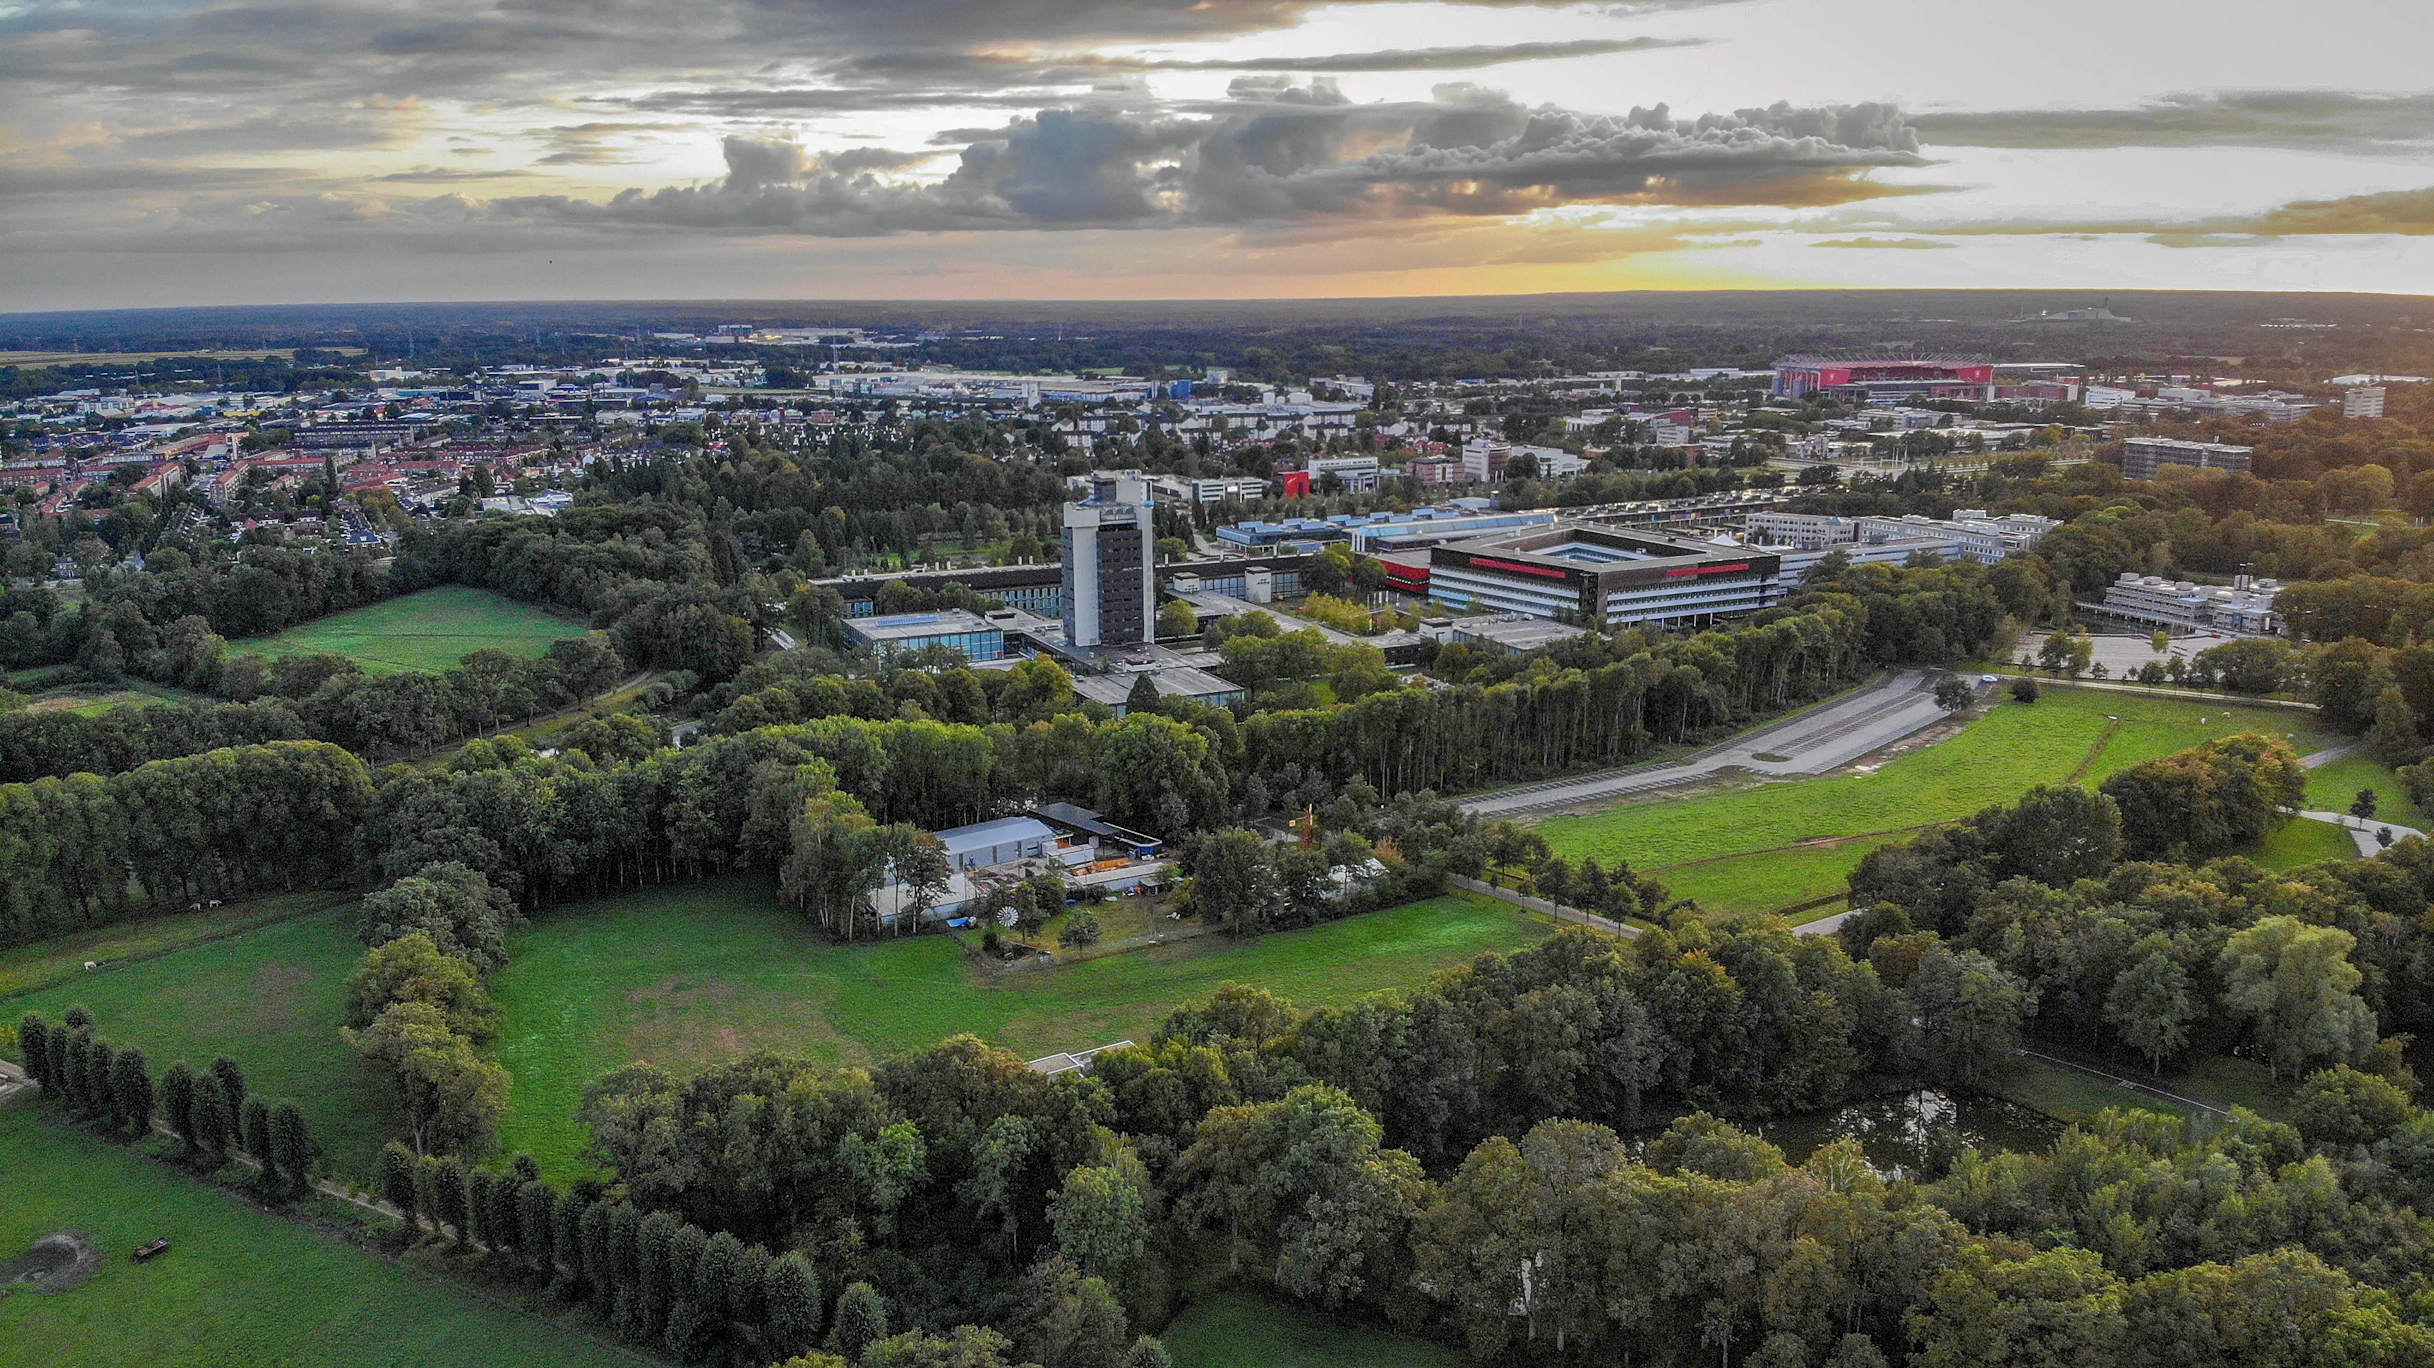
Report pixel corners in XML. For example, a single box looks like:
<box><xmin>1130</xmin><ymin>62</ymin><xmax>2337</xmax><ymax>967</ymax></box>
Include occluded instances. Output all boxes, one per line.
<box><xmin>0</xmin><ymin>1105</ymin><xmax>632</xmax><ymax>1368</ymax></box>
<box><xmin>234</xmin><ymin>586</ymin><xmax>589</xmax><ymax>674</ymax></box>
<box><xmin>488</xmin><ymin>882</ymin><xmax>1545</xmax><ymax>1174</ymax></box>
<box><xmin>5</xmin><ymin>882</ymin><xmax>1544</xmax><ymax>1180</ymax></box>
<box><xmin>2</xmin><ymin>902</ymin><xmax>401</xmax><ymax>1179</ymax></box>
<box><xmin>1537</xmin><ymin>685</ymin><xmax>2353</xmax><ymax>917</ymax></box>
<box><xmin>1163</xmin><ymin>1293</ymin><xmax>1462</xmax><ymax>1368</ymax></box>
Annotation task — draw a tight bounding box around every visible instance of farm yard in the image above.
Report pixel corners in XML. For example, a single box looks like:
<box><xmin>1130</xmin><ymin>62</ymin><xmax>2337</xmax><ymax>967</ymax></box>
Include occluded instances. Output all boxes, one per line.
<box><xmin>233</xmin><ymin>586</ymin><xmax>589</xmax><ymax>674</ymax></box>
<box><xmin>5</xmin><ymin>883</ymin><xmax>1543</xmax><ymax>1180</ymax></box>
<box><xmin>0</xmin><ymin>1106</ymin><xmax>629</xmax><ymax>1368</ymax></box>
<box><xmin>1534</xmin><ymin>684</ymin><xmax>2366</xmax><ymax>919</ymax></box>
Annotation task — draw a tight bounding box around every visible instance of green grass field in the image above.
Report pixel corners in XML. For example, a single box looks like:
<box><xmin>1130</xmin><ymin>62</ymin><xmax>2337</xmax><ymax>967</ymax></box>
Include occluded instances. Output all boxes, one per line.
<box><xmin>0</xmin><ymin>891</ymin><xmax>348</xmax><ymax>1001</ymax></box>
<box><xmin>1</xmin><ymin>903</ymin><xmax>400</xmax><ymax>1181</ymax></box>
<box><xmin>0</xmin><ymin>1106</ymin><xmax>629</xmax><ymax>1368</ymax></box>
<box><xmin>1538</xmin><ymin>686</ymin><xmax>2346</xmax><ymax>916</ymax></box>
<box><xmin>489</xmin><ymin>881</ymin><xmax>1546</xmax><ymax>1175</ymax></box>
<box><xmin>5</xmin><ymin>883</ymin><xmax>1543</xmax><ymax>1182</ymax></box>
<box><xmin>235</xmin><ymin>586</ymin><xmax>588</xmax><ymax>674</ymax></box>
<box><xmin>2303</xmin><ymin>750</ymin><xmax>2427</xmax><ymax>830</ymax></box>
<box><xmin>1163</xmin><ymin>1293</ymin><xmax>1462</xmax><ymax>1368</ymax></box>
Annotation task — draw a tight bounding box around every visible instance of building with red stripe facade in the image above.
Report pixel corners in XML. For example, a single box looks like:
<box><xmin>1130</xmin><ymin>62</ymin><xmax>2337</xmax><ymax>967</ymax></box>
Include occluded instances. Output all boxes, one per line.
<box><xmin>1426</xmin><ymin>524</ymin><xmax>1782</xmax><ymax>629</ymax></box>
<box><xmin>1773</xmin><ymin>354</ymin><xmax>1994</xmax><ymax>404</ymax></box>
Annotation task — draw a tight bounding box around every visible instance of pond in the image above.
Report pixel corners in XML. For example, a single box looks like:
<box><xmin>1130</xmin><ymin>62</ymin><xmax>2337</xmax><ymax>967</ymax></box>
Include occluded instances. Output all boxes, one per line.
<box><xmin>1751</xmin><ymin>1089</ymin><xmax>2062</xmax><ymax>1179</ymax></box>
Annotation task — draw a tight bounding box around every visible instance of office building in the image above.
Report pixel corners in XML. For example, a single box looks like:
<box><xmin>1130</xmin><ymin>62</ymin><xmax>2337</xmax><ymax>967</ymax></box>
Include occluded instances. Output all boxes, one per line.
<box><xmin>1428</xmin><ymin>523</ymin><xmax>1781</xmax><ymax>629</ymax></box>
<box><xmin>2096</xmin><ymin>573</ymin><xmax>2283</xmax><ymax>636</ymax></box>
<box><xmin>2345</xmin><ymin>386</ymin><xmax>2387</xmax><ymax>419</ymax></box>
<box><xmin>1062</xmin><ymin>472</ymin><xmax>1156</xmax><ymax>648</ymax></box>
<box><xmin>2118</xmin><ymin>437</ymin><xmax>2254</xmax><ymax>481</ymax></box>
<box><xmin>843</xmin><ymin>609</ymin><xmax>1008</xmax><ymax>662</ymax></box>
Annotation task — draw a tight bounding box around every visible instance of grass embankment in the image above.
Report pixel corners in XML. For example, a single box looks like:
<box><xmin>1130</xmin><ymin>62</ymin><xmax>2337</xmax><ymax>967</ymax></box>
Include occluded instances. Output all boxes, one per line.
<box><xmin>1</xmin><ymin>903</ymin><xmax>399</xmax><ymax>1180</ymax></box>
<box><xmin>489</xmin><ymin>882</ymin><xmax>1543</xmax><ymax>1175</ymax></box>
<box><xmin>1536</xmin><ymin>685</ymin><xmax>2347</xmax><ymax>918</ymax></box>
<box><xmin>0</xmin><ymin>891</ymin><xmax>349</xmax><ymax>1001</ymax></box>
<box><xmin>1991</xmin><ymin>1051</ymin><xmax>2294</xmax><ymax>1126</ymax></box>
<box><xmin>1163</xmin><ymin>1293</ymin><xmax>1462</xmax><ymax>1368</ymax></box>
<box><xmin>236</xmin><ymin>586</ymin><xmax>588</xmax><ymax>674</ymax></box>
<box><xmin>0</xmin><ymin>1105</ymin><xmax>630</xmax><ymax>1368</ymax></box>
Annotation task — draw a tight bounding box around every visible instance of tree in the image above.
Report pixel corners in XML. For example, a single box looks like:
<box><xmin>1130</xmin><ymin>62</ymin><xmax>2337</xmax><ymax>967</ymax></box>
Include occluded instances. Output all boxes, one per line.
<box><xmin>211</xmin><ymin>1055</ymin><xmax>248</xmax><ymax>1117</ymax></box>
<box><xmin>1050</xmin><ymin>1165</ymin><xmax>1148</xmax><ymax>1281</ymax></box>
<box><xmin>160</xmin><ymin>1061</ymin><xmax>197</xmax><ymax>1149</ymax></box>
<box><xmin>190</xmin><ymin>1072</ymin><xmax>235</xmax><ymax>1154</ymax></box>
<box><xmin>1123</xmin><ymin>1338</ymin><xmax>1171</xmax><ymax>1368</ymax></box>
<box><xmin>17</xmin><ymin>1014</ymin><xmax>50</xmax><ymax>1090</ymax></box>
<box><xmin>345</xmin><ymin>933</ymin><xmax>500</xmax><ymax>1039</ymax></box>
<box><xmin>1935</xmin><ymin>677</ymin><xmax>1975</xmax><ymax>711</ymax></box>
<box><xmin>241</xmin><ymin>1095</ymin><xmax>274</xmax><ymax>1173</ymax></box>
<box><xmin>1008</xmin><ymin>1258</ymin><xmax>1132</xmax><ymax>1368</ymax></box>
<box><xmin>1123</xmin><ymin>672</ymin><xmax>1161</xmax><ymax>717</ymax></box>
<box><xmin>380</xmin><ymin>1141</ymin><xmax>420</xmax><ymax>1229</ymax></box>
<box><xmin>2351</xmin><ymin>787</ymin><xmax>2379</xmax><ymax>819</ymax></box>
<box><xmin>2106</xmin><ymin>946</ymin><xmax>2194</xmax><ymax>1074</ymax></box>
<box><xmin>828</xmin><ymin>1282</ymin><xmax>890</xmax><ymax>1361</ymax></box>
<box><xmin>2219</xmin><ymin>916</ymin><xmax>2378</xmax><ymax>1079</ymax></box>
<box><xmin>1187</xmin><ymin>828</ymin><xmax>1280</xmax><ymax>937</ymax></box>
<box><xmin>357</xmin><ymin>862</ymin><xmax>521</xmax><ymax>971</ymax></box>
<box><xmin>861</xmin><ymin>1327</ymin><xmax>1020</xmax><ymax>1368</ymax></box>
<box><xmin>345</xmin><ymin>1000</ymin><xmax>510</xmax><ymax>1155</ymax></box>
<box><xmin>766</xmin><ymin>1252</ymin><xmax>825</xmax><ymax>1356</ymax></box>
<box><xmin>1909</xmin><ymin>947</ymin><xmax>2032</xmax><ymax>1086</ymax></box>
<box><xmin>2011</xmin><ymin>675</ymin><xmax>2040</xmax><ymax>703</ymax></box>
<box><xmin>107</xmin><ymin>1045</ymin><xmax>153</xmax><ymax>1137</ymax></box>
<box><xmin>1156</xmin><ymin>599</ymin><xmax>1196</xmax><ymax>640</ymax></box>
<box><xmin>1986</xmin><ymin>785</ymin><xmax>2121</xmax><ymax>886</ymax></box>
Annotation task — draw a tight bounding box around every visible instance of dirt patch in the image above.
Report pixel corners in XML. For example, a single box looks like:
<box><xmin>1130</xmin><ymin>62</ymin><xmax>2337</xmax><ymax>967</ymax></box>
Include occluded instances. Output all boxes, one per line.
<box><xmin>0</xmin><ymin>1230</ymin><xmax>101</xmax><ymax>1295</ymax></box>
<box><xmin>625</xmin><ymin>974</ymin><xmax>741</xmax><ymax>1011</ymax></box>
<box><xmin>24</xmin><ymin>692</ymin><xmax>146</xmax><ymax>714</ymax></box>
<box><xmin>247</xmin><ymin>962</ymin><xmax>316</xmax><ymax>1035</ymax></box>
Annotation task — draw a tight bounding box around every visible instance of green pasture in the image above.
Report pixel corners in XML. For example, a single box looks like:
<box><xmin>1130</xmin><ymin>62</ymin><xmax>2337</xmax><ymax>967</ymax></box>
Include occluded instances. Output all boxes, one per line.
<box><xmin>0</xmin><ymin>1107</ymin><xmax>629</xmax><ymax>1368</ymax></box>
<box><xmin>2</xmin><ymin>902</ymin><xmax>398</xmax><ymax>1181</ymax></box>
<box><xmin>489</xmin><ymin>881</ymin><xmax>1544</xmax><ymax>1175</ymax></box>
<box><xmin>234</xmin><ymin>586</ymin><xmax>587</xmax><ymax>674</ymax></box>
<box><xmin>2303</xmin><ymin>749</ymin><xmax>2428</xmax><ymax>830</ymax></box>
<box><xmin>5</xmin><ymin>882</ymin><xmax>1542</xmax><ymax>1182</ymax></box>
<box><xmin>1163</xmin><ymin>1293</ymin><xmax>1462</xmax><ymax>1368</ymax></box>
<box><xmin>1538</xmin><ymin>685</ymin><xmax>2347</xmax><ymax>916</ymax></box>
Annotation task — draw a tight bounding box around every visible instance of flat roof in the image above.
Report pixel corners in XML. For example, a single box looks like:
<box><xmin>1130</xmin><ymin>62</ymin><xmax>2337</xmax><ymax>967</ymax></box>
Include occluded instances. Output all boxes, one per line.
<box><xmin>934</xmin><ymin>816</ymin><xmax>1058</xmax><ymax>852</ymax></box>
<box><xmin>848</xmin><ymin>608</ymin><xmax>1001</xmax><ymax>640</ymax></box>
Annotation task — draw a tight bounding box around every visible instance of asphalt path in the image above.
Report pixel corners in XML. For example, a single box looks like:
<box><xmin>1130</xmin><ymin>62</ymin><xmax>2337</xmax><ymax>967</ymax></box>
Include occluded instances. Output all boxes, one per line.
<box><xmin>1459</xmin><ymin>670</ymin><xmax>1960</xmax><ymax>819</ymax></box>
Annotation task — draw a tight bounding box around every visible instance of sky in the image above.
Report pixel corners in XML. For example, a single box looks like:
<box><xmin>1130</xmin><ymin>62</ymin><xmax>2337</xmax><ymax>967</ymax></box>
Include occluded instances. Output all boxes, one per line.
<box><xmin>2</xmin><ymin>0</ymin><xmax>2432</xmax><ymax>310</ymax></box>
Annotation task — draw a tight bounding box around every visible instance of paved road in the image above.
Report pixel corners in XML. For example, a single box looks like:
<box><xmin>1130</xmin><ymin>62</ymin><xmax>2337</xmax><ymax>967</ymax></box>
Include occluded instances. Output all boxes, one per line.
<box><xmin>1460</xmin><ymin>670</ymin><xmax>1960</xmax><ymax>818</ymax></box>
<box><xmin>2302</xmin><ymin>742</ymin><xmax>2360</xmax><ymax>769</ymax></box>
<box><xmin>2298</xmin><ymin>809</ymin><xmax>2427</xmax><ymax>856</ymax></box>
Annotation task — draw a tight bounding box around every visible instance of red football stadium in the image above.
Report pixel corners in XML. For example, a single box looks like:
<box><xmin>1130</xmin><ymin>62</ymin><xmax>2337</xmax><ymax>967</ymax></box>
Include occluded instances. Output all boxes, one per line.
<box><xmin>1772</xmin><ymin>354</ymin><xmax>1994</xmax><ymax>403</ymax></box>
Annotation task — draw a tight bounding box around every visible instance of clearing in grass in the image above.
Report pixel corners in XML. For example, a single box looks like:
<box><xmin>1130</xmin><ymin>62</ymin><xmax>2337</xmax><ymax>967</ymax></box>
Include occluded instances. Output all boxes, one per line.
<box><xmin>1536</xmin><ymin>684</ymin><xmax>2346</xmax><ymax>916</ymax></box>
<box><xmin>0</xmin><ymin>1106</ymin><xmax>629</xmax><ymax>1368</ymax></box>
<box><xmin>235</xmin><ymin>585</ymin><xmax>588</xmax><ymax>674</ymax></box>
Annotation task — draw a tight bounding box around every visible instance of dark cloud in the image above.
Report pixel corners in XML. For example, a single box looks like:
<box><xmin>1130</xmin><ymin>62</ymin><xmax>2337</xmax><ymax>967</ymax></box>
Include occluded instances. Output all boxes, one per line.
<box><xmin>531</xmin><ymin>122</ymin><xmax>677</xmax><ymax>166</ymax></box>
<box><xmin>373</xmin><ymin>167</ymin><xmax>541</xmax><ymax>182</ymax></box>
<box><xmin>2248</xmin><ymin>185</ymin><xmax>2434</xmax><ymax>234</ymax></box>
<box><xmin>1914</xmin><ymin>90</ymin><xmax>2434</xmax><ymax>150</ymax></box>
<box><xmin>491</xmin><ymin>85</ymin><xmax>1923</xmax><ymax>235</ymax></box>
<box><xmin>0</xmin><ymin>164</ymin><xmax>310</xmax><ymax>197</ymax></box>
<box><xmin>116</xmin><ymin>114</ymin><xmax>407</xmax><ymax>156</ymax></box>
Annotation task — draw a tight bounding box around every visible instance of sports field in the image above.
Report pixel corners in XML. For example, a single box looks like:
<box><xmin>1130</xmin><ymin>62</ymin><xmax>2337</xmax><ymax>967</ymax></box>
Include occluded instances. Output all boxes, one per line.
<box><xmin>488</xmin><ymin>881</ymin><xmax>1545</xmax><ymax>1174</ymax></box>
<box><xmin>236</xmin><ymin>586</ymin><xmax>588</xmax><ymax>674</ymax></box>
<box><xmin>0</xmin><ymin>1105</ymin><xmax>630</xmax><ymax>1368</ymax></box>
<box><xmin>1536</xmin><ymin>685</ymin><xmax>2351</xmax><ymax>917</ymax></box>
<box><xmin>5</xmin><ymin>882</ymin><xmax>1543</xmax><ymax>1181</ymax></box>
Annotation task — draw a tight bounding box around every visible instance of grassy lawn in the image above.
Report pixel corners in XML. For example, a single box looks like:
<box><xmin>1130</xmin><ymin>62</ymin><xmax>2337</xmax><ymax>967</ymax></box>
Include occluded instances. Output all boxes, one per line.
<box><xmin>1538</xmin><ymin>685</ymin><xmax>2345</xmax><ymax>915</ymax></box>
<box><xmin>2255</xmin><ymin>818</ymin><xmax>2366</xmax><ymax>869</ymax></box>
<box><xmin>2303</xmin><ymin>750</ymin><xmax>2428</xmax><ymax>830</ymax></box>
<box><xmin>0</xmin><ymin>1105</ymin><xmax>629</xmax><ymax>1368</ymax></box>
<box><xmin>488</xmin><ymin>881</ymin><xmax>1545</xmax><ymax>1176</ymax></box>
<box><xmin>0</xmin><ymin>891</ymin><xmax>349</xmax><ymax>1001</ymax></box>
<box><xmin>1163</xmin><ymin>1293</ymin><xmax>1462</xmax><ymax>1368</ymax></box>
<box><xmin>1988</xmin><ymin>1051</ymin><xmax>2293</xmax><ymax>1126</ymax></box>
<box><xmin>0</xmin><ymin>903</ymin><xmax>398</xmax><ymax>1183</ymax></box>
<box><xmin>234</xmin><ymin>586</ymin><xmax>588</xmax><ymax>674</ymax></box>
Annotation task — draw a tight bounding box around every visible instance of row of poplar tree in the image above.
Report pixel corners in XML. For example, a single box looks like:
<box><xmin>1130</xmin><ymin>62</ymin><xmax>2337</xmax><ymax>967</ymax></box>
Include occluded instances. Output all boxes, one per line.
<box><xmin>16</xmin><ymin>1008</ymin><xmax>315</xmax><ymax>1195</ymax></box>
